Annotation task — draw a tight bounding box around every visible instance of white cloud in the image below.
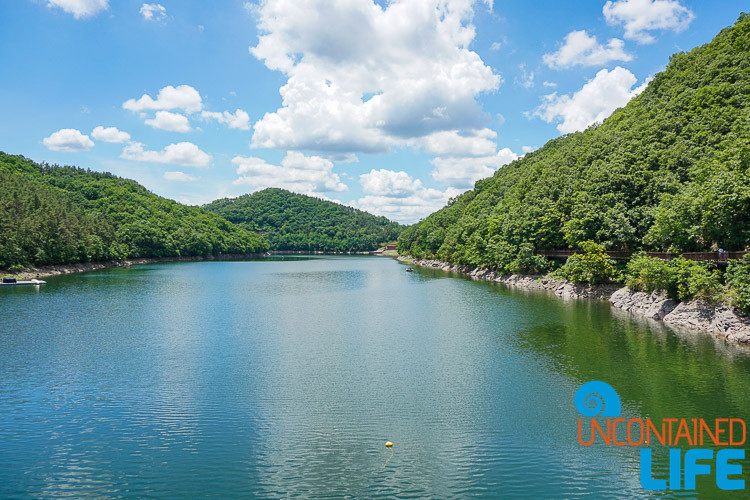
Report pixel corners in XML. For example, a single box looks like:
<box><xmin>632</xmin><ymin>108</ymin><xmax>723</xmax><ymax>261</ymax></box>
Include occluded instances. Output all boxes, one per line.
<box><xmin>603</xmin><ymin>0</ymin><xmax>694</xmax><ymax>44</ymax></box>
<box><xmin>121</xmin><ymin>142</ymin><xmax>211</xmax><ymax>168</ymax></box>
<box><xmin>164</xmin><ymin>171</ymin><xmax>200</xmax><ymax>182</ymax></box>
<box><xmin>249</xmin><ymin>0</ymin><xmax>501</xmax><ymax>155</ymax></box>
<box><xmin>145</xmin><ymin>110</ymin><xmax>191</xmax><ymax>132</ymax></box>
<box><xmin>232</xmin><ymin>151</ymin><xmax>348</xmax><ymax>195</ymax></box>
<box><xmin>140</xmin><ymin>3</ymin><xmax>166</xmax><ymax>21</ymax></box>
<box><xmin>91</xmin><ymin>126</ymin><xmax>130</xmax><ymax>143</ymax></box>
<box><xmin>415</xmin><ymin>128</ymin><xmax>498</xmax><ymax>157</ymax></box>
<box><xmin>201</xmin><ymin>109</ymin><xmax>251</xmax><ymax>130</ymax></box>
<box><xmin>543</xmin><ymin>30</ymin><xmax>632</xmax><ymax>69</ymax></box>
<box><xmin>46</xmin><ymin>0</ymin><xmax>108</xmax><ymax>19</ymax></box>
<box><xmin>360</xmin><ymin>169</ymin><xmax>424</xmax><ymax>197</ymax></box>
<box><xmin>543</xmin><ymin>81</ymin><xmax>557</xmax><ymax>88</ymax></box>
<box><xmin>522</xmin><ymin>145</ymin><xmax>536</xmax><ymax>154</ymax></box>
<box><xmin>353</xmin><ymin>169</ymin><xmax>461</xmax><ymax>223</ymax></box>
<box><xmin>514</xmin><ymin>63</ymin><xmax>534</xmax><ymax>88</ymax></box>
<box><xmin>430</xmin><ymin>148</ymin><xmax>518</xmax><ymax>188</ymax></box>
<box><xmin>43</xmin><ymin>128</ymin><xmax>94</xmax><ymax>152</ymax></box>
<box><xmin>490</xmin><ymin>41</ymin><xmax>502</xmax><ymax>51</ymax></box>
<box><xmin>123</xmin><ymin>85</ymin><xmax>203</xmax><ymax>114</ymax></box>
<box><xmin>532</xmin><ymin>66</ymin><xmax>647</xmax><ymax>134</ymax></box>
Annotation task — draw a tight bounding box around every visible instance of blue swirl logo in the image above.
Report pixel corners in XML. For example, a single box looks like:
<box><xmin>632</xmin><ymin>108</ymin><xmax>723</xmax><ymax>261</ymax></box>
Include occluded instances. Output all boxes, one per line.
<box><xmin>575</xmin><ymin>381</ymin><xmax>621</xmax><ymax>417</ymax></box>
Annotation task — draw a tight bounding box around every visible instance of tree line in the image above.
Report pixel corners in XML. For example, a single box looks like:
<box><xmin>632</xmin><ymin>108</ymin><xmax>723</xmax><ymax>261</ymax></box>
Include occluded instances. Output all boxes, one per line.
<box><xmin>0</xmin><ymin>152</ymin><xmax>268</xmax><ymax>270</ymax></box>
<box><xmin>204</xmin><ymin>188</ymin><xmax>402</xmax><ymax>253</ymax></box>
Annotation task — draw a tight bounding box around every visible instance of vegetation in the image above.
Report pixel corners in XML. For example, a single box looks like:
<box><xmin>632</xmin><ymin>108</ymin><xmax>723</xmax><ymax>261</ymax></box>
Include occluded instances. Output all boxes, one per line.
<box><xmin>551</xmin><ymin>241</ymin><xmax>617</xmax><ymax>285</ymax></box>
<box><xmin>726</xmin><ymin>256</ymin><xmax>750</xmax><ymax>312</ymax></box>
<box><xmin>204</xmin><ymin>188</ymin><xmax>402</xmax><ymax>252</ymax></box>
<box><xmin>624</xmin><ymin>254</ymin><xmax>724</xmax><ymax>302</ymax></box>
<box><xmin>398</xmin><ymin>14</ymin><xmax>750</xmax><ymax>269</ymax></box>
<box><xmin>0</xmin><ymin>152</ymin><xmax>268</xmax><ymax>269</ymax></box>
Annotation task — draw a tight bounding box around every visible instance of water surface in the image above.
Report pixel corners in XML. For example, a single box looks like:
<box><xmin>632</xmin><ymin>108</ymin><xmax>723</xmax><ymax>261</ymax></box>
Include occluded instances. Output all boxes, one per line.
<box><xmin>2</xmin><ymin>256</ymin><xmax>749</xmax><ymax>498</ymax></box>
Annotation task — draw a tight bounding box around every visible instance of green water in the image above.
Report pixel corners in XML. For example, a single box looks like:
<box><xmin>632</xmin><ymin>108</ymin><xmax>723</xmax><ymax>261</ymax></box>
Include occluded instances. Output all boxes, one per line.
<box><xmin>1</xmin><ymin>256</ymin><xmax>749</xmax><ymax>498</ymax></box>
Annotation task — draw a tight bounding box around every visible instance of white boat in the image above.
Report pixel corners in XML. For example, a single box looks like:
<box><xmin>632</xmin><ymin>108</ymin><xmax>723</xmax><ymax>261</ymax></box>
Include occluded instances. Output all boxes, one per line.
<box><xmin>0</xmin><ymin>278</ymin><xmax>46</xmax><ymax>286</ymax></box>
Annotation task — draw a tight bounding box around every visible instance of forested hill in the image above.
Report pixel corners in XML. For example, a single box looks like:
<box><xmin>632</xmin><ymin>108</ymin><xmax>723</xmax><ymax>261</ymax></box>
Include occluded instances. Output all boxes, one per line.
<box><xmin>398</xmin><ymin>13</ymin><xmax>750</xmax><ymax>270</ymax></box>
<box><xmin>204</xmin><ymin>188</ymin><xmax>402</xmax><ymax>252</ymax></box>
<box><xmin>0</xmin><ymin>152</ymin><xmax>268</xmax><ymax>270</ymax></box>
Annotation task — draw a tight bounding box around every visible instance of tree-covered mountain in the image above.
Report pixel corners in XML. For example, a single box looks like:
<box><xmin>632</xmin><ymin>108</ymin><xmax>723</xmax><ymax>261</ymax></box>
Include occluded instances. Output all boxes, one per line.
<box><xmin>204</xmin><ymin>188</ymin><xmax>402</xmax><ymax>252</ymax></box>
<box><xmin>398</xmin><ymin>13</ymin><xmax>750</xmax><ymax>270</ymax></box>
<box><xmin>0</xmin><ymin>152</ymin><xmax>268</xmax><ymax>269</ymax></box>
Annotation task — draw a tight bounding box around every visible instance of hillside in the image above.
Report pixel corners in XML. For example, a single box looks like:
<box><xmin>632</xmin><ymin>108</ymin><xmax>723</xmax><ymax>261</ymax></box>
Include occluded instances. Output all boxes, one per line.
<box><xmin>204</xmin><ymin>188</ymin><xmax>402</xmax><ymax>252</ymax></box>
<box><xmin>398</xmin><ymin>13</ymin><xmax>750</xmax><ymax>270</ymax></box>
<box><xmin>0</xmin><ymin>152</ymin><xmax>268</xmax><ymax>269</ymax></box>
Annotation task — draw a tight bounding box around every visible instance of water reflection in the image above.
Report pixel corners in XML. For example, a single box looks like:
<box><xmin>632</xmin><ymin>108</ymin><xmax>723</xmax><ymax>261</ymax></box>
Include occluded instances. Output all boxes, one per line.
<box><xmin>1</xmin><ymin>257</ymin><xmax>750</xmax><ymax>497</ymax></box>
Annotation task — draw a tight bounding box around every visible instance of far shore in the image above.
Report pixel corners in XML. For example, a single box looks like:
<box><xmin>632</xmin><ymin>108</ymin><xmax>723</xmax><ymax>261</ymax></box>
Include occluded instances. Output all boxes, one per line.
<box><xmin>1</xmin><ymin>250</ymin><xmax>389</xmax><ymax>280</ymax></box>
<box><xmin>0</xmin><ymin>254</ymin><xmax>268</xmax><ymax>280</ymax></box>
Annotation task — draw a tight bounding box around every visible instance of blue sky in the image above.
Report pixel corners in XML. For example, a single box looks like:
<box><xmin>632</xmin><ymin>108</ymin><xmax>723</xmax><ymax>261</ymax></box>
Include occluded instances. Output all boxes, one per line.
<box><xmin>0</xmin><ymin>0</ymin><xmax>746</xmax><ymax>222</ymax></box>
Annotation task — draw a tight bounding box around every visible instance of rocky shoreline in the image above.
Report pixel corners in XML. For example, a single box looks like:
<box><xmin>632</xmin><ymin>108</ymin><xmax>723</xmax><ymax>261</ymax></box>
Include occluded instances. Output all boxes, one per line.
<box><xmin>402</xmin><ymin>257</ymin><xmax>750</xmax><ymax>344</ymax></box>
<box><xmin>1</xmin><ymin>253</ymin><xmax>266</xmax><ymax>280</ymax></box>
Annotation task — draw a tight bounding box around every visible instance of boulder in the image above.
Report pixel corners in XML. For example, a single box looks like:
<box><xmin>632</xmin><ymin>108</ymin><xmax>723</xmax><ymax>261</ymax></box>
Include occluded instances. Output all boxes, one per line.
<box><xmin>609</xmin><ymin>288</ymin><xmax>678</xmax><ymax>320</ymax></box>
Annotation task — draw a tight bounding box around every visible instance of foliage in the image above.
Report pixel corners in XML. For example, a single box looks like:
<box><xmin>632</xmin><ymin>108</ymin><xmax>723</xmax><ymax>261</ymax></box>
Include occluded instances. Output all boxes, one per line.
<box><xmin>0</xmin><ymin>152</ymin><xmax>268</xmax><ymax>269</ymax></box>
<box><xmin>398</xmin><ymin>15</ymin><xmax>750</xmax><ymax>268</ymax></box>
<box><xmin>204</xmin><ymin>188</ymin><xmax>402</xmax><ymax>252</ymax></box>
<box><xmin>625</xmin><ymin>254</ymin><xmax>724</xmax><ymax>302</ymax></box>
<box><xmin>551</xmin><ymin>241</ymin><xmax>617</xmax><ymax>284</ymax></box>
<box><xmin>507</xmin><ymin>242</ymin><xmax>553</xmax><ymax>274</ymax></box>
<box><xmin>624</xmin><ymin>253</ymin><xmax>674</xmax><ymax>294</ymax></box>
<box><xmin>726</xmin><ymin>255</ymin><xmax>750</xmax><ymax>312</ymax></box>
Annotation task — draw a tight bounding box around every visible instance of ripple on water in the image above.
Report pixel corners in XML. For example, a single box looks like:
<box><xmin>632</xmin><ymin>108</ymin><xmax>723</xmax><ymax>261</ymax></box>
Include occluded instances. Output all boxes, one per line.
<box><xmin>2</xmin><ymin>258</ymin><xmax>750</xmax><ymax>497</ymax></box>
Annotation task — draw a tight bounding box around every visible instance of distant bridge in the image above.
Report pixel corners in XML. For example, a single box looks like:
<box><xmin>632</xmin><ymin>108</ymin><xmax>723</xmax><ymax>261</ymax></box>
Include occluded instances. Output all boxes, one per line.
<box><xmin>535</xmin><ymin>250</ymin><xmax>748</xmax><ymax>262</ymax></box>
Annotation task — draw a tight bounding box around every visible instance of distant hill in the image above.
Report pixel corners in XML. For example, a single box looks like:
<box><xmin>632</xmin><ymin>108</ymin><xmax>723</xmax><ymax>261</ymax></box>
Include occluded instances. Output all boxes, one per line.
<box><xmin>0</xmin><ymin>152</ymin><xmax>268</xmax><ymax>269</ymax></box>
<box><xmin>204</xmin><ymin>188</ymin><xmax>402</xmax><ymax>252</ymax></box>
<box><xmin>398</xmin><ymin>13</ymin><xmax>750</xmax><ymax>270</ymax></box>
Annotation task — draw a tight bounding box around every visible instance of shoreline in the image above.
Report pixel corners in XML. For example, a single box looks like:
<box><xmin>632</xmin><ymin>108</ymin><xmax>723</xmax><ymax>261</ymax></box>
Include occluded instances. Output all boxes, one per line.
<box><xmin>1</xmin><ymin>250</ymin><xmax>381</xmax><ymax>280</ymax></box>
<box><xmin>401</xmin><ymin>256</ymin><xmax>750</xmax><ymax>345</ymax></box>
<box><xmin>1</xmin><ymin>253</ymin><xmax>267</xmax><ymax>280</ymax></box>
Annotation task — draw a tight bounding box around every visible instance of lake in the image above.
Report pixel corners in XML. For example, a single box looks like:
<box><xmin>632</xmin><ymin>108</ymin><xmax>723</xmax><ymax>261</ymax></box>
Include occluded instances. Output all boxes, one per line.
<box><xmin>1</xmin><ymin>256</ymin><xmax>749</xmax><ymax>498</ymax></box>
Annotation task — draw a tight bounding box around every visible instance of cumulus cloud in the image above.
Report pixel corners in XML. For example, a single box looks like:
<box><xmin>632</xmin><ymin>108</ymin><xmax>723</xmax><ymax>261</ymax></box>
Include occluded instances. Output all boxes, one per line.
<box><xmin>164</xmin><ymin>171</ymin><xmax>199</xmax><ymax>182</ymax></box>
<box><xmin>121</xmin><ymin>141</ymin><xmax>211</xmax><ymax>168</ymax></box>
<box><xmin>201</xmin><ymin>109</ymin><xmax>251</xmax><ymax>130</ymax></box>
<box><xmin>603</xmin><ymin>0</ymin><xmax>694</xmax><ymax>44</ymax></box>
<box><xmin>248</xmin><ymin>0</ymin><xmax>501</xmax><ymax>155</ymax></box>
<box><xmin>140</xmin><ymin>3</ymin><xmax>166</xmax><ymax>21</ymax></box>
<box><xmin>145</xmin><ymin>110</ymin><xmax>191</xmax><ymax>132</ymax></box>
<box><xmin>415</xmin><ymin>128</ymin><xmax>498</xmax><ymax>157</ymax></box>
<box><xmin>430</xmin><ymin>148</ymin><xmax>518</xmax><ymax>188</ymax></box>
<box><xmin>360</xmin><ymin>169</ymin><xmax>425</xmax><ymax>197</ymax></box>
<box><xmin>543</xmin><ymin>30</ymin><xmax>632</xmax><ymax>68</ymax></box>
<box><xmin>233</xmin><ymin>151</ymin><xmax>348</xmax><ymax>195</ymax></box>
<box><xmin>354</xmin><ymin>169</ymin><xmax>461</xmax><ymax>222</ymax></box>
<box><xmin>43</xmin><ymin>128</ymin><xmax>94</xmax><ymax>151</ymax></box>
<box><xmin>91</xmin><ymin>126</ymin><xmax>130</xmax><ymax>143</ymax></box>
<box><xmin>123</xmin><ymin>85</ymin><xmax>203</xmax><ymax>114</ymax></box>
<box><xmin>46</xmin><ymin>0</ymin><xmax>108</xmax><ymax>19</ymax></box>
<box><xmin>532</xmin><ymin>66</ymin><xmax>648</xmax><ymax>134</ymax></box>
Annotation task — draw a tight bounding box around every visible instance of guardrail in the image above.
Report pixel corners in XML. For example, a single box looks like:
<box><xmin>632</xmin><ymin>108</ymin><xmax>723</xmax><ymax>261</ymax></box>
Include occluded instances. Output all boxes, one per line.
<box><xmin>534</xmin><ymin>250</ymin><xmax>747</xmax><ymax>262</ymax></box>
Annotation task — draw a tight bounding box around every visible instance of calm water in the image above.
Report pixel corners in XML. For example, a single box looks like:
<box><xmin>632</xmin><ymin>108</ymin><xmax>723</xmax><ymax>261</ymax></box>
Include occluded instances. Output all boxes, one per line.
<box><xmin>2</xmin><ymin>256</ymin><xmax>750</xmax><ymax>498</ymax></box>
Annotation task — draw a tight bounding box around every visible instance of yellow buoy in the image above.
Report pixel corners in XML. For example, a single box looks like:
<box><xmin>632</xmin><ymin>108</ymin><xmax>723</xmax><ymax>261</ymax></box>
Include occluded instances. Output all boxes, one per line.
<box><xmin>384</xmin><ymin>441</ymin><xmax>394</xmax><ymax>467</ymax></box>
